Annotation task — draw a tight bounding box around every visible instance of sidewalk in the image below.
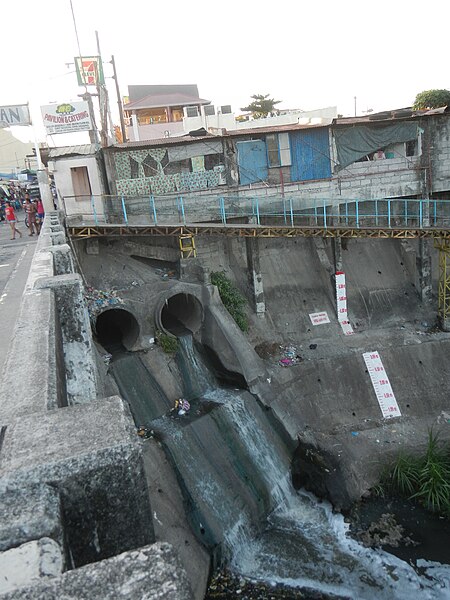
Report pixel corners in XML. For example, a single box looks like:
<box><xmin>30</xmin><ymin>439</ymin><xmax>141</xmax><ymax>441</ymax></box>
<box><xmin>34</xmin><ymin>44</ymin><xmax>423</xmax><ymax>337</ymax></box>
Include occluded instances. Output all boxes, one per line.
<box><xmin>0</xmin><ymin>215</ymin><xmax>39</xmax><ymax>379</ymax></box>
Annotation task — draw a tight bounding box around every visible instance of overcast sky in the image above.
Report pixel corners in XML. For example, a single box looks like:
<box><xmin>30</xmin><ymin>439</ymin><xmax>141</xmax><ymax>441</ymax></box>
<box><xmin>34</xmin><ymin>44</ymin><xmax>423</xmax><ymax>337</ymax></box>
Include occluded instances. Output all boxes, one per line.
<box><xmin>2</xmin><ymin>0</ymin><xmax>449</xmax><ymax>145</ymax></box>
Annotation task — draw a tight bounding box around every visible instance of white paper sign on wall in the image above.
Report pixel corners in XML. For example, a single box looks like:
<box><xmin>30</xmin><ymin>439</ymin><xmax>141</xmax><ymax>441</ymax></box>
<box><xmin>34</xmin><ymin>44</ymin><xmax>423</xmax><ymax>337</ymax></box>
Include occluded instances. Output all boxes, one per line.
<box><xmin>363</xmin><ymin>351</ymin><xmax>401</xmax><ymax>419</ymax></box>
<box><xmin>309</xmin><ymin>311</ymin><xmax>330</xmax><ymax>326</ymax></box>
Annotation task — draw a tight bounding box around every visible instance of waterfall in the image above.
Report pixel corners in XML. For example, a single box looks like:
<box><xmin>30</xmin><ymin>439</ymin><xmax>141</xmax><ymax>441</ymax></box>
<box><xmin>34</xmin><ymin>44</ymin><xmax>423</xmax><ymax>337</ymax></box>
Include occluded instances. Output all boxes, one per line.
<box><xmin>176</xmin><ymin>335</ymin><xmax>215</xmax><ymax>398</ymax></box>
<box><xmin>115</xmin><ymin>336</ymin><xmax>450</xmax><ymax>598</ymax></box>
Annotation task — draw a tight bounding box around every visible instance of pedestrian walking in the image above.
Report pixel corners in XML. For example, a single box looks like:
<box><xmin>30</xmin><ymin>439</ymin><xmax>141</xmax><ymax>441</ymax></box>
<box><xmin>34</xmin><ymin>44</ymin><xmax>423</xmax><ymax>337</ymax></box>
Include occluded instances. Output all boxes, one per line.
<box><xmin>4</xmin><ymin>201</ymin><xmax>22</xmax><ymax>240</ymax></box>
<box><xmin>36</xmin><ymin>198</ymin><xmax>44</xmax><ymax>233</ymax></box>
<box><xmin>24</xmin><ymin>198</ymin><xmax>38</xmax><ymax>236</ymax></box>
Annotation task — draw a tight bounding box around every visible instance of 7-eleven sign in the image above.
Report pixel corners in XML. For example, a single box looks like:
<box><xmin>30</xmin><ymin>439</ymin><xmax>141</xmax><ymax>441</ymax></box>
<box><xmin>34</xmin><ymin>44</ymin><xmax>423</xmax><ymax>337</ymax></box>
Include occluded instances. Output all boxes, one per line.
<box><xmin>75</xmin><ymin>56</ymin><xmax>104</xmax><ymax>86</ymax></box>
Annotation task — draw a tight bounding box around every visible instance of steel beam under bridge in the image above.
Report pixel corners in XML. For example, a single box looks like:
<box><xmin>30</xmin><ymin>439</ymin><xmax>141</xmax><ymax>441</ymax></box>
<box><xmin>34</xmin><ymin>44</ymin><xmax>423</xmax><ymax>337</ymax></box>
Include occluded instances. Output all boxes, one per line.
<box><xmin>68</xmin><ymin>224</ymin><xmax>450</xmax><ymax>240</ymax></box>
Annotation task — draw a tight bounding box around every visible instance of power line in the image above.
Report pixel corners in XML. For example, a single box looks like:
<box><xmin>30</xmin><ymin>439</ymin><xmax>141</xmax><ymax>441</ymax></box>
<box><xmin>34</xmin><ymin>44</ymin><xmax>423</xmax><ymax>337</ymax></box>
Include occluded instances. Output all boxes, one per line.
<box><xmin>69</xmin><ymin>0</ymin><xmax>88</xmax><ymax>94</ymax></box>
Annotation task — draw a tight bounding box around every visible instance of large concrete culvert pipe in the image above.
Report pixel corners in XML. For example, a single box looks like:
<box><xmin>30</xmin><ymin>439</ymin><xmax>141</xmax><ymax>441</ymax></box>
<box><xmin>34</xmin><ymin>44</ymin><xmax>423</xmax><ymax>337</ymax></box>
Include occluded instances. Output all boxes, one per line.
<box><xmin>158</xmin><ymin>293</ymin><xmax>203</xmax><ymax>336</ymax></box>
<box><xmin>95</xmin><ymin>308</ymin><xmax>140</xmax><ymax>350</ymax></box>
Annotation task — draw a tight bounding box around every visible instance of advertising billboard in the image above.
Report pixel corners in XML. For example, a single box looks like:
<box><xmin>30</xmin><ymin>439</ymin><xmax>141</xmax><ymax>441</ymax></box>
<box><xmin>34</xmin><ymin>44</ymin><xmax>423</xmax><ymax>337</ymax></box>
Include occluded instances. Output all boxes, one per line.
<box><xmin>41</xmin><ymin>102</ymin><xmax>92</xmax><ymax>135</ymax></box>
<box><xmin>0</xmin><ymin>104</ymin><xmax>31</xmax><ymax>127</ymax></box>
<box><xmin>75</xmin><ymin>56</ymin><xmax>105</xmax><ymax>86</ymax></box>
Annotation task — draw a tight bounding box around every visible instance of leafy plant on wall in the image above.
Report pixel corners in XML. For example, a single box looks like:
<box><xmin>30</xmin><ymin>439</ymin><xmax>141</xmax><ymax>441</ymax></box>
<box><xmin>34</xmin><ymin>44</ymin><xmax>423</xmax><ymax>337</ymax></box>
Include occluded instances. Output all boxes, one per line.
<box><xmin>211</xmin><ymin>271</ymin><xmax>249</xmax><ymax>332</ymax></box>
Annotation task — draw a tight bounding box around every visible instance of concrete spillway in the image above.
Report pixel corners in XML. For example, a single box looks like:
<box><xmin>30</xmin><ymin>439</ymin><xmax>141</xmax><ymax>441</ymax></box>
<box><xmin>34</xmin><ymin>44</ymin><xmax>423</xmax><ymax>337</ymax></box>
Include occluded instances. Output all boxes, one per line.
<box><xmin>107</xmin><ymin>332</ymin><xmax>450</xmax><ymax>599</ymax></box>
<box><xmin>77</xmin><ymin>235</ymin><xmax>450</xmax><ymax>598</ymax></box>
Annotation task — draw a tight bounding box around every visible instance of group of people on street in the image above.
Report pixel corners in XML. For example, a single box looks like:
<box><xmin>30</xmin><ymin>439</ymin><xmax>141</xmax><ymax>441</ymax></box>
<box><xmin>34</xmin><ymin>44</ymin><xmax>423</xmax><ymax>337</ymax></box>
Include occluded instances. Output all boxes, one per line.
<box><xmin>4</xmin><ymin>197</ymin><xmax>45</xmax><ymax>240</ymax></box>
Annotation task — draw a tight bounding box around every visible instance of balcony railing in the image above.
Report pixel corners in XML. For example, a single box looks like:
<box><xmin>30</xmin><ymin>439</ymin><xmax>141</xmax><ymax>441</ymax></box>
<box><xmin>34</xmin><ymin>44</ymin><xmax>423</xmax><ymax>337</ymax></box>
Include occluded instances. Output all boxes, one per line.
<box><xmin>63</xmin><ymin>194</ymin><xmax>450</xmax><ymax>231</ymax></box>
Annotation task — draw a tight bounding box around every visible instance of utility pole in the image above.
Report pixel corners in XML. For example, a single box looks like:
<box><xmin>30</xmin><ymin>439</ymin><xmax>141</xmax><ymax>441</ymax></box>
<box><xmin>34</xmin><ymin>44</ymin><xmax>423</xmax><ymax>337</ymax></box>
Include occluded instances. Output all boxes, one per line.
<box><xmin>33</xmin><ymin>137</ymin><xmax>54</xmax><ymax>213</ymax></box>
<box><xmin>80</xmin><ymin>92</ymin><xmax>100</xmax><ymax>144</ymax></box>
<box><xmin>95</xmin><ymin>31</ymin><xmax>109</xmax><ymax>147</ymax></box>
<box><xmin>111</xmin><ymin>55</ymin><xmax>127</xmax><ymax>143</ymax></box>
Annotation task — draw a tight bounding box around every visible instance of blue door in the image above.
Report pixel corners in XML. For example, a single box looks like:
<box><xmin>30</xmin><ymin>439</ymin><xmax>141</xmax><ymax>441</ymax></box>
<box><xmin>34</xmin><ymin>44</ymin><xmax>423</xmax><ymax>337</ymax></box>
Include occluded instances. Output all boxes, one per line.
<box><xmin>236</xmin><ymin>140</ymin><xmax>268</xmax><ymax>185</ymax></box>
<box><xmin>290</xmin><ymin>128</ymin><xmax>332</xmax><ymax>182</ymax></box>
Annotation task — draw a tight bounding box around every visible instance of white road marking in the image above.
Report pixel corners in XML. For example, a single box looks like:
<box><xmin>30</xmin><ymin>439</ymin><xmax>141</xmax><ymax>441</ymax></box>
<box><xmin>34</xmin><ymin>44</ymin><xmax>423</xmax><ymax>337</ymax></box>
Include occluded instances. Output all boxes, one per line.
<box><xmin>0</xmin><ymin>248</ymin><xmax>27</xmax><ymax>304</ymax></box>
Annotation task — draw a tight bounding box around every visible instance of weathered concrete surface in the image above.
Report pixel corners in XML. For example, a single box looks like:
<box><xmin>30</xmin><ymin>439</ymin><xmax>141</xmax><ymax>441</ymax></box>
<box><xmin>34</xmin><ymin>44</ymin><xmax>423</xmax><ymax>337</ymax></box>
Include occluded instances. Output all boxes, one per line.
<box><xmin>247</xmin><ymin>236</ymin><xmax>449</xmax><ymax>507</ymax></box>
<box><xmin>201</xmin><ymin>284</ymin><xmax>267</xmax><ymax>389</ymax></box>
<box><xmin>0</xmin><ymin>397</ymin><xmax>155</xmax><ymax>567</ymax></box>
<box><xmin>0</xmin><ymin>216</ymin><xmax>195</xmax><ymax>598</ymax></box>
<box><xmin>35</xmin><ymin>274</ymin><xmax>97</xmax><ymax>404</ymax></box>
<box><xmin>0</xmin><ymin>542</ymin><xmax>192</xmax><ymax>600</ymax></box>
<box><xmin>0</xmin><ymin>538</ymin><xmax>63</xmax><ymax>594</ymax></box>
<box><xmin>246</xmin><ymin>237</ymin><xmax>266</xmax><ymax>314</ymax></box>
<box><xmin>0</xmin><ymin>289</ymin><xmax>65</xmax><ymax>422</ymax></box>
<box><xmin>141</xmin><ymin>440</ymin><xmax>210</xmax><ymax>600</ymax></box>
<box><xmin>0</xmin><ymin>484</ymin><xmax>63</xmax><ymax>553</ymax></box>
<box><xmin>274</xmin><ymin>330</ymin><xmax>450</xmax><ymax>508</ymax></box>
<box><xmin>47</xmin><ymin>244</ymin><xmax>74</xmax><ymax>275</ymax></box>
<box><xmin>72</xmin><ymin>231</ymin><xmax>450</xmax><ymax>594</ymax></box>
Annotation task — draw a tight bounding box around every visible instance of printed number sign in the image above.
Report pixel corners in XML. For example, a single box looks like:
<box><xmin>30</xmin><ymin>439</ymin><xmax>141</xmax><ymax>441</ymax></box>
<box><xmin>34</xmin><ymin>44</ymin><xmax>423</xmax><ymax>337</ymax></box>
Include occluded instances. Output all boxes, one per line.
<box><xmin>335</xmin><ymin>272</ymin><xmax>354</xmax><ymax>335</ymax></box>
<box><xmin>363</xmin><ymin>351</ymin><xmax>401</xmax><ymax>419</ymax></box>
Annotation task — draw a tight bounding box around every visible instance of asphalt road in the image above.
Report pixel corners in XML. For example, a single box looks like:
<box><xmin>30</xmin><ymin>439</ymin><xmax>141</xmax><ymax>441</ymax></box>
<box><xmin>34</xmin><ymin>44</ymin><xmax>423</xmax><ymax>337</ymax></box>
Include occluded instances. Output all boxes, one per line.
<box><xmin>0</xmin><ymin>213</ymin><xmax>38</xmax><ymax>381</ymax></box>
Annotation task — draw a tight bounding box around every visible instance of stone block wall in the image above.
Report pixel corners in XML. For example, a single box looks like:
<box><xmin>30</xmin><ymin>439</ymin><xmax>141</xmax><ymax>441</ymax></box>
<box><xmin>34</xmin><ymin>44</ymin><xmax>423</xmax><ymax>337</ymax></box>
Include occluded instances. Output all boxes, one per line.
<box><xmin>0</xmin><ymin>213</ymin><xmax>192</xmax><ymax>598</ymax></box>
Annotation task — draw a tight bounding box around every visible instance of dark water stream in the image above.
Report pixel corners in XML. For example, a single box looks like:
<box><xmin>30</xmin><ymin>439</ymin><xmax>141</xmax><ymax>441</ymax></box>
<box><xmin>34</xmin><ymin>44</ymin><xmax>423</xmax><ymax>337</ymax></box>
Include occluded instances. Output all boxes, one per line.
<box><xmin>108</xmin><ymin>335</ymin><xmax>450</xmax><ymax>599</ymax></box>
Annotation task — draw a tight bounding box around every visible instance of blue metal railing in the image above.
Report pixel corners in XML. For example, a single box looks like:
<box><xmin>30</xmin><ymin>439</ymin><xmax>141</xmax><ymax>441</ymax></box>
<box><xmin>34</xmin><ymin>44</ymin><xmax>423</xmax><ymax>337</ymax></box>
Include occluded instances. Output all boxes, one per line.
<box><xmin>63</xmin><ymin>194</ymin><xmax>450</xmax><ymax>230</ymax></box>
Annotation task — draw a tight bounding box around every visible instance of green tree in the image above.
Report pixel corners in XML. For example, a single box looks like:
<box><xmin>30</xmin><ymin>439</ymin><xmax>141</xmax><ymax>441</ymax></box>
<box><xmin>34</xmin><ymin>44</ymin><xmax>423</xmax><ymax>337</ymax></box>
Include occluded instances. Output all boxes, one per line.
<box><xmin>240</xmin><ymin>94</ymin><xmax>282</xmax><ymax>119</ymax></box>
<box><xmin>413</xmin><ymin>89</ymin><xmax>450</xmax><ymax>110</ymax></box>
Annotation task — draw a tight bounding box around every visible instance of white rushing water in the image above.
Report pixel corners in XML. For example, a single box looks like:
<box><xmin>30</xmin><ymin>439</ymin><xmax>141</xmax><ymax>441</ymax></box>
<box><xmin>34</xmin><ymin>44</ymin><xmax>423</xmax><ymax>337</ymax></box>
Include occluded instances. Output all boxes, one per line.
<box><xmin>168</xmin><ymin>336</ymin><xmax>450</xmax><ymax>599</ymax></box>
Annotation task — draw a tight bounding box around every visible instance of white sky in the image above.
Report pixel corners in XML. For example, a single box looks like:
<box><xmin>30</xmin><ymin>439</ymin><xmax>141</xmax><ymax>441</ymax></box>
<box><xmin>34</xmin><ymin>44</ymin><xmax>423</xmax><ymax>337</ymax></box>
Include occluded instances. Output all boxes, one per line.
<box><xmin>2</xmin><ymin>0</ymin><xmax>449</xmax><ymax>145</ymax></box>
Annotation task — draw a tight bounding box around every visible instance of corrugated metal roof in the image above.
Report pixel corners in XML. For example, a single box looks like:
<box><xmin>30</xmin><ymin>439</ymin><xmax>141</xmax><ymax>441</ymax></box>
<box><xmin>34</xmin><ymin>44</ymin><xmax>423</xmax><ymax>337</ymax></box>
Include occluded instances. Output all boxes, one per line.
<box><xmin>224</xmin><ymin>121</ymin><xmax>332</xmax><ymax>136</ymax></box>
<box><xmin>333</xmin><ymin>106</ymin><xmax>449</xmax><ymax>126</ymax></box>
<box><xmin>124</xmin><ymin>93</ymin><xmax>211</xmax><ymax>111</ymax></box>
<box><xmin>109</xmin><ymin>121</ymin><xmax>333</xmax><ymax>151</ymax></box>
<box><xmin>47</xmin><ymin>144</ymin><xmax>100</xmax><ymax>159</ymax></box>
<box><xmin>110</xmin><ymin>134</ymin><xmax>216</xmax><ymax>150</ymax></box>
<box><xmin>108</xmin><ymin>107</ymin><xmax>450</xmax><ymax>152</ymax></box>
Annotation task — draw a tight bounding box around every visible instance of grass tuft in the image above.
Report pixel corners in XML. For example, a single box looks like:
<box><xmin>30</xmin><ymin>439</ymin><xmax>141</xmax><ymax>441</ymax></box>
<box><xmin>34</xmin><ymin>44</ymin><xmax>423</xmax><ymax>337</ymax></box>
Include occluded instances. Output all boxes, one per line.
<box><xmin>156</xmin><ymin>331</ymin><xmax>179</xmax><ymax>355</ymax></box>
<box><xmin>210</xmin><ymin>271</ymin><xmax>249</xmax><ymax>332</ymax></box>
<box><xmin>380</xmin><ymin>430</ymin><xmax>450</xmax><ymax>518</ymax></box>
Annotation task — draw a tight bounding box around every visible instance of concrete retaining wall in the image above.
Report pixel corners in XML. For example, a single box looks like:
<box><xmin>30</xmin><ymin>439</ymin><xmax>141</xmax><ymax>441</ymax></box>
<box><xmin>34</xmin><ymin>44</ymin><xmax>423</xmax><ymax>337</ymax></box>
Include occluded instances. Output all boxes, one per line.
<box><xmin>0</xmin><ymin>214</ymin><xmax>192</xmax><ymax>598</ymax></box>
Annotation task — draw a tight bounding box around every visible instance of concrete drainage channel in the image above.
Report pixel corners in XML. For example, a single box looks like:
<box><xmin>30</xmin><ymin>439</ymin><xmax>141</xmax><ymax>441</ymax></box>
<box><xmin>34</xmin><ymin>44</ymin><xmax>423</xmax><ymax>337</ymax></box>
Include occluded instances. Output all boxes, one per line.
<box><xmin>0</xmin><ymin>214</ymin><xmax>192</xmax><ymax>599</ymax></box>
<box><xmin>155</xmin><ymin>290</ymin><xmax>204</xmax><ymax>336</ymax></box>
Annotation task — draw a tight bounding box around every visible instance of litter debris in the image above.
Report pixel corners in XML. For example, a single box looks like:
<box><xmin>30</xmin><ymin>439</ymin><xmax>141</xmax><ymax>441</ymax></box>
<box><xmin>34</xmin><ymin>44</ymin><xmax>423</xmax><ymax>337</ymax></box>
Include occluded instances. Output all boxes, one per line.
<box><xmin>102</xmin><ymin>353</ymin><xmax>112</xmax><ymax>366</ymax></box>
<box><xmin>155</xmin><ymin>268</ymin><xmax>177</xmax><ymax>280</ymax></box>
<box><xmin>85</xmin><ymin>286</ymin><xmax>124</xmax><ymax>318</ymax></box>
<box><xmin>137</xmin><ymin>427</ymin><xmax>153</xmax><ymax>439</ymax></box>
<box><xmin>279</xmin><ymin>358</ymin><xmax>296</xmax><ymax>367</ymax></box>
<box><xmin>171</xmin><ymin>398</ymin><xmax>191</xmax><ymax>416</ymax></box>
<box><xmin>309</xmin><ymin>343</ymin><xmax>317</xmax><ymax>350</ymax></box>
<box><xmin>437</xmin><ymin>411</ymin><xmax>450</xmax><ymax>424</ymax></box>
<box><xmin>278</xmin><ymin>345</ymin><xmax>303</xmax><ymax>367</ymax></box>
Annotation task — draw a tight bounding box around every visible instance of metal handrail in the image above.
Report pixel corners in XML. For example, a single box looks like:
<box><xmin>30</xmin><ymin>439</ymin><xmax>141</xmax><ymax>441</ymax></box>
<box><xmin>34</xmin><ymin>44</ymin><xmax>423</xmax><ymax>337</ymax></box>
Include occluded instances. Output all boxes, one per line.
<box><xmin>62</xmin><ymin>195</ymin><xmax>450</xmax><ymax>230</ymax></box>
